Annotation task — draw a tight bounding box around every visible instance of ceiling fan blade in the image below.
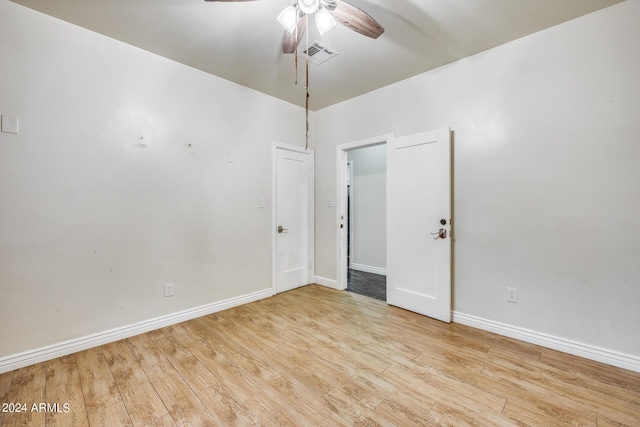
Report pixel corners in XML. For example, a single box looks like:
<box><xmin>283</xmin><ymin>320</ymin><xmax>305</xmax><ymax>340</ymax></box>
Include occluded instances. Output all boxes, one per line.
<box><xmin>283</xmin><ymin>16</ymin><xmax>307</xmax><ymax>54</ymax></box>
<box><xmin>331</xmin><ymin>0</ymin><xmax>384</xmax><ymax>39</ymax></box>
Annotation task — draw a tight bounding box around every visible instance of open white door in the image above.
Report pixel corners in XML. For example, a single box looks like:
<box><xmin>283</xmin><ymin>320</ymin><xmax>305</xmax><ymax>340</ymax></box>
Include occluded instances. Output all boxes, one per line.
<box><xmin>387</xmin><ymin>128</ymin><xmax>452</xmax><ymax>322</ymax></box>
<box><xmin>274</xmin><ymin>146</ymin><xmax>314</xmax><ymax>294</ymax></box>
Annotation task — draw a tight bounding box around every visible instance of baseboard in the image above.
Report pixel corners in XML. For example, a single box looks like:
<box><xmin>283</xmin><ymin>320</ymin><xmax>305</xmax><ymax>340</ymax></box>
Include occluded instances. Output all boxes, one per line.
<box><xmin>453</xmin><ymin>311</ymin><xmax>640</xmax><ymax>374</ymax></box>
<box><xmin>314</xmin><ymin>275</ymin><xmax>341</xmax><ymax>290</ymax></box>
<box><xmin>0</xmin><ymin>288</ymin><xmax>274</xmax><ymax>374</ymax></box>
<box><xmin>351</xmin><ymin>263</ymin><xmax>387</xmax><ymax>276</ymax></box>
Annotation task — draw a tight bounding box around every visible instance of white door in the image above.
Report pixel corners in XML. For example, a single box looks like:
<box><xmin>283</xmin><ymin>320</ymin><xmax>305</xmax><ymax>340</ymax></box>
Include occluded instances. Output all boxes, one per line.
<box><xmin>275</xmin><ymin>147</ymin><xmax>313</xmax><ymax>294</ymax></box>
<box><xmin>387</xmin><ymin>128</ymin><xmax>452</xmax><ymax>322</ymax></box>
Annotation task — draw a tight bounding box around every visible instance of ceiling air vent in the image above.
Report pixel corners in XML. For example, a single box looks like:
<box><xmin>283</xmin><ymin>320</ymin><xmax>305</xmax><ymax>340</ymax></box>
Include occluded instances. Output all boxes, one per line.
<box><xmin>298</xmin><ymin>41</ymin><xmax>338</xmax><ymax>66</ymax></box>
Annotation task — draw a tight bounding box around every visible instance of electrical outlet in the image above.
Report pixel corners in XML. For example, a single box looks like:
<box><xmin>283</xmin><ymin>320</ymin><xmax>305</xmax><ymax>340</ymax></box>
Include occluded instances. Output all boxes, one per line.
<box><xmin>506</xmin><ymin>287</ymin><xmax>518</xmax><ymax>303</ymax></box>
<box><xmin>164</xmin><ymin>283</ymin><xmax>174</xmax><ymax>297</ymax></box>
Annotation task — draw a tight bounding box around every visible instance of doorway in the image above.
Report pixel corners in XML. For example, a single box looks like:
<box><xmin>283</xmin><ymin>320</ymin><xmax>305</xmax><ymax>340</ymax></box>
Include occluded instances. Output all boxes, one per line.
<box><xmin>337</xmin><ymin>129</ymin><xmax>452</xmax><ymax>322</ymax></box>
<box><xmin>346</xmin><ymin>144</ymin><xmax>387</xmax><ymax>300</ymax></box>
<box><xmin>336</xmin><ymin>134</ymin><xmax>392</xmax><ymax>298</ymax></box>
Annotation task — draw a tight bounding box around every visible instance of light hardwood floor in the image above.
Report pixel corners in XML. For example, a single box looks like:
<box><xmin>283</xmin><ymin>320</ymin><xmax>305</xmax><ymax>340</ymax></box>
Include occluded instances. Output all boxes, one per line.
<box><xmin>1</xmin><ymin>284</ymin><xmax>639</xmax><ymax>426</ymax></box>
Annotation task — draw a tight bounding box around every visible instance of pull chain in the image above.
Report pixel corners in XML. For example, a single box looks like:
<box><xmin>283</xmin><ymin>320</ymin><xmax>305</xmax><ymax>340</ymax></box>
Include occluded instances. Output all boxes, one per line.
<box><xmin>294</xmin><ymin>14</ymin><xmax>298</xmax><ymax>86</ymax></box>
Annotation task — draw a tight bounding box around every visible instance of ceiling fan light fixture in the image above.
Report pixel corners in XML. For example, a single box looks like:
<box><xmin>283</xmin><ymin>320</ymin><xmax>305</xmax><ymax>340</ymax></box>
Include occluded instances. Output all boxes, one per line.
<box><xmin>277</xmin><ymin>5</ymin><xmax>298</xmax><ymax>34</ymax></box>
<box><xmin>298</xmin><ymin>0</ymin><xmax>320</xmax><ymax>15</ymax></box>
<box><xmin>315</xmin><ymin>7</ymin><xmax>336</xmax><ymax>35</ymax></box>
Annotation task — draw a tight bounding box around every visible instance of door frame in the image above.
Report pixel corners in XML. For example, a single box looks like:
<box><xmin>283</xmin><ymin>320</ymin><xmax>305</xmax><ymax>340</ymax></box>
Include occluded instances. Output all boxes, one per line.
<box><xmin>272</xmin><ymin>141</ymin><xmax>315</xmax><ymax>294</ymax></box>
<box><xmin>346</xmin><ymin>160</ymin><xmax>354</xmax><ymax>270</ymax></box>
<box><xmin>336</xmin><ymin>134</ymin><xmax>393</xmax><ymax>291</ymax></box>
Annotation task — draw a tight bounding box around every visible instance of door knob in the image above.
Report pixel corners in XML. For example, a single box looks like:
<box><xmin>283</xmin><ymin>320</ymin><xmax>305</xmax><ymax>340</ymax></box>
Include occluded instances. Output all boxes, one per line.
<box><xmin>277</xmin><ymin>225</ymin><xmax>288</xmax><ymax>234</ymax></box>
<box><xmin>431</xmin><ymin>228</ymin><xmax>447</xmax><ymax>239</ymax></box>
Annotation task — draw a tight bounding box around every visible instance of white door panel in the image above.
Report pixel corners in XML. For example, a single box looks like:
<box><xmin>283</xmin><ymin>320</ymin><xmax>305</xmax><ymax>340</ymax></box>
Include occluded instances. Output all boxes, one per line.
<box><xmin>387</xmin><ymin>128</ymin><xmax>452</xmax><ymax>322</ymax></box>
<box><xmin>275</xmin><ymin>147</ymin><xmax>313</xmax><ymax>294</ymax></box>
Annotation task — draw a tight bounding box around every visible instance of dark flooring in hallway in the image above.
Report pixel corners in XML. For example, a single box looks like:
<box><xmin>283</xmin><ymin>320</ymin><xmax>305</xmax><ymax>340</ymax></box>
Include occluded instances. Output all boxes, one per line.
<box><xmin>347</xmin><ymin>269</ymin><xmax>386</xmax><ymax>301</ymax></box>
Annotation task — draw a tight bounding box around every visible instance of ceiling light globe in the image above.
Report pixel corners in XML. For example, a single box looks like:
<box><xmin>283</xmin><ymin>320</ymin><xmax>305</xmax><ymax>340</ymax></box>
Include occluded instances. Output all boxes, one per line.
<box><xmin>315</xmin><ymin>7</ymin><xmax>336</xmax><ymax>35</ymax></box>
<box><xmin>298</xmin><ymin>0</ymin><xmax>320</xmax><ymax>15</ymax></box>
<box><xmin>277</xmin><ymin>5</ymin><xmax>298</xmax><ymax>34</ymax></box>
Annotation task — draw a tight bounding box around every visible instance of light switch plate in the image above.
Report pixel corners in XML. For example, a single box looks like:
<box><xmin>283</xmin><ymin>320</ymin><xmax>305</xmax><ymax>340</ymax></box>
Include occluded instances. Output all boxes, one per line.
<box><xmin>1</xmin><ymin>115</ymin><xmax>19</xmax><ymax>134</ymax></box>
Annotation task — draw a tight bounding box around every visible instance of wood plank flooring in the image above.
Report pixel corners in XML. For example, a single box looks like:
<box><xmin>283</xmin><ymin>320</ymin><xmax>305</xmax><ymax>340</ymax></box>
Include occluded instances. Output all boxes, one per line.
<box><xmin>1</xmin><ymin>284</ymin><xmax>639</xmax><ymax>426</ymax></box>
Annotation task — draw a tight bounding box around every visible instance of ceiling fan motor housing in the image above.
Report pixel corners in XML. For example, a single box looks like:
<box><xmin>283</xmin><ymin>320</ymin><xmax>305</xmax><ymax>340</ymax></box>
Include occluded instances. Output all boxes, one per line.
<box><xmin>298</xmin><ymin>0</ymin><xmax>320</xmax><ymax>14</ymax></box>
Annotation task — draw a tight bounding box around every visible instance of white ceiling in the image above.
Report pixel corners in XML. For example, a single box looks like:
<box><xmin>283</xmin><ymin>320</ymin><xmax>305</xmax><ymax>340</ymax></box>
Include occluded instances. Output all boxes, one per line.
<box><xmin>10</xmin><ymin>0</ymin><xmax>624</xmax><ymax>110</ymax></box>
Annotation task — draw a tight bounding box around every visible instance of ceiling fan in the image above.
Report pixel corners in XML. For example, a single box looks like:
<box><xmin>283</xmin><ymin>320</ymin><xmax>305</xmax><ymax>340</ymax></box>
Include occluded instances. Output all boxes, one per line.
<box><xmin>205</xmin><ymin>0</ymin><xmax>384</xmax><ymax>150</ymax></box>
<box><xmin>204</xmin><ymin>0</ymin><xmax>385</xmax><ymax>53</ymax></box>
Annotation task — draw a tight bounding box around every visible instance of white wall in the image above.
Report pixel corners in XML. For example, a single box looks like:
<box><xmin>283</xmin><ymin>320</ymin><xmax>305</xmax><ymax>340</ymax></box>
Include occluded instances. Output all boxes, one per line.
<box><xmin>2</xmin><ymin>0</ymin><xmax>639</xmax><ymax>371</ymax></box>
<box><xmin>0</xmin><ymin>0</ymin><xmax>306</xmax><ymax>359</ymax></box>
<box><xmin>315</xmin><ymin>1</ymin><xmax>640</xmax><ymax>360</ymax></box>
<box><xmin>347</xmin><ymin>144</ymin><xmax>386</xmax><ymax>273</ymax></box>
